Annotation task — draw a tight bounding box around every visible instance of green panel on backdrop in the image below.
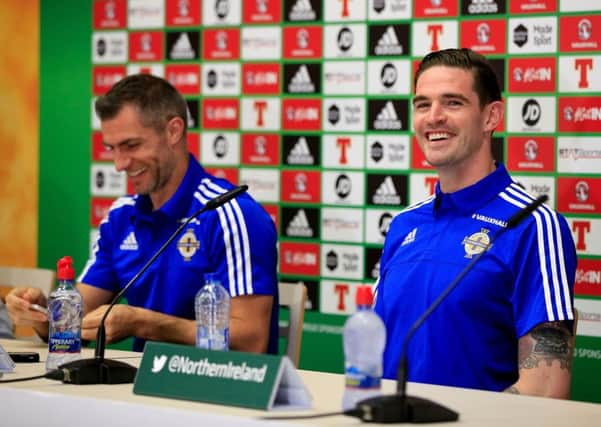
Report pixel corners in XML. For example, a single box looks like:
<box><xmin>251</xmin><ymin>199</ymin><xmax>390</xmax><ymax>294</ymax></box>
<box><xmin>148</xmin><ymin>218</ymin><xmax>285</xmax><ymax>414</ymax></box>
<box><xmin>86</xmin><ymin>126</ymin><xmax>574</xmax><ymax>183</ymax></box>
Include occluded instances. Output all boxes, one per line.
<box><xmin>298</xmin><ymin>311</ymin><xmax>345</xmax><ymax>374</ymax></box>
<box><xmin>277</xmin><ymin>306</ymin><xmax>290</xmax><ymax>356</ymax></box>
<box><xmin>39</xmin><ymin>0</ymin><xmax>91</xmax><ymax>274</ymax></box>
<box><xmin>572</xmin><ymin>335</ymin><xmax>601</xmax><ymax>403</ymax></box>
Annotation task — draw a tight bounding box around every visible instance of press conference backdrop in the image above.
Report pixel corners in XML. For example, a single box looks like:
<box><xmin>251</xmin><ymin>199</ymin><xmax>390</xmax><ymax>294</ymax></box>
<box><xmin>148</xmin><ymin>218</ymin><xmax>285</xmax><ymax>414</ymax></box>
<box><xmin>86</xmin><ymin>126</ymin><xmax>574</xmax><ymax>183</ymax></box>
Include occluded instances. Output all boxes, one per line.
<box><xmin>38</xmin><ymin>0</ymin><xmax>601</xmax><ymax>403</ymax></box>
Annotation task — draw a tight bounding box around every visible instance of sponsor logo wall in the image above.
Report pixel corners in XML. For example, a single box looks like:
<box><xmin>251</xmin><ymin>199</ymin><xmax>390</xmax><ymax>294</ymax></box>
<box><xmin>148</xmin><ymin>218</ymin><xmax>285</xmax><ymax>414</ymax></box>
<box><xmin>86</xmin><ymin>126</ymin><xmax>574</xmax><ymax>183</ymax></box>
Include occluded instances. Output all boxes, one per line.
<box><xmin>90</xmin><ymin>0</ymin><xmax>601</xmax><ymax>379</ymax></box>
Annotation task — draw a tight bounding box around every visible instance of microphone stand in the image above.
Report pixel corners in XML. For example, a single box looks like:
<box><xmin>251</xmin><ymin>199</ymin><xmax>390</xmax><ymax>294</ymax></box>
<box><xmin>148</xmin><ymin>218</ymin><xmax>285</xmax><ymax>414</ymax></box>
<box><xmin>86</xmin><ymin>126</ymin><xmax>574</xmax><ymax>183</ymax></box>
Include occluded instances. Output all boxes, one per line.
<box><xmin>347</xmin><ymin>195</ymin><xmax>548</xmax><ymax>423</ymax></box>
<box><xmin>53</xmin><ymin>185</ymin><xmax>249</xmax><ymax>384</ymax></box>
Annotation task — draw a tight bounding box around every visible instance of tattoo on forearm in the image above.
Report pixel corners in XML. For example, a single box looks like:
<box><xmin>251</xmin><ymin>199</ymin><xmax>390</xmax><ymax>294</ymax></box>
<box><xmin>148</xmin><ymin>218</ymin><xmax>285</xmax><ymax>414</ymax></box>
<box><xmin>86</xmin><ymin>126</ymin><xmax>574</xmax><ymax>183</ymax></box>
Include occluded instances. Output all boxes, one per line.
<box><xmin>518</xmin><ymin>322</ymin><xmax>573</xmax><ymax>371</ymax></box>
<box><xmin>504</xmin><ymin>386</ymin><xmax>520</xmax><ymax>394</ymax></box>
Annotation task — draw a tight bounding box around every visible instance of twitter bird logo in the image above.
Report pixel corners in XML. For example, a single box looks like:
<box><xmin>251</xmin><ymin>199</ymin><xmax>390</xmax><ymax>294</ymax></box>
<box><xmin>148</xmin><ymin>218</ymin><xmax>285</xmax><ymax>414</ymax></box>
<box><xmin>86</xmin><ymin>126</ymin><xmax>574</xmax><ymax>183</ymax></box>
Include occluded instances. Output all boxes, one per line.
<box><xmin>151</xmin><ymin>355</ymin><xmax>168</xmax><ymax>373</ymax></box>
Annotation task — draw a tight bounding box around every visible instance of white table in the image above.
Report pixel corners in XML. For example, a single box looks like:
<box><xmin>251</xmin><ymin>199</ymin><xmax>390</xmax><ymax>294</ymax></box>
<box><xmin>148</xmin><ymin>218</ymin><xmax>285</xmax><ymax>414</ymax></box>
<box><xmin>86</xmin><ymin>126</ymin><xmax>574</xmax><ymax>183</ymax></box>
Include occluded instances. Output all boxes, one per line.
<box><xmin>1</xmin><ymin>339</ymin><xmax>600</xmax><ymax>426</ymax></box>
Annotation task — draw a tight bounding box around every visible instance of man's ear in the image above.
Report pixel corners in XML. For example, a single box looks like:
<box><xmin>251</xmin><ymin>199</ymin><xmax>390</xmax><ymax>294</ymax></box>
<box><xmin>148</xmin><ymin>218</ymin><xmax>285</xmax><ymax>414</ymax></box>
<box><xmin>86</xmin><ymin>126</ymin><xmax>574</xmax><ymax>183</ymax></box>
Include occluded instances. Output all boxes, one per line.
<box><xmin>483</xmin><ymin>100</ymin><xmax>504</xmax><ymax>133</ymax></box>
<box><xmin>165</xmin><ymin>116</ymin><xmax>185</xmax><ymax>147</ymax></box>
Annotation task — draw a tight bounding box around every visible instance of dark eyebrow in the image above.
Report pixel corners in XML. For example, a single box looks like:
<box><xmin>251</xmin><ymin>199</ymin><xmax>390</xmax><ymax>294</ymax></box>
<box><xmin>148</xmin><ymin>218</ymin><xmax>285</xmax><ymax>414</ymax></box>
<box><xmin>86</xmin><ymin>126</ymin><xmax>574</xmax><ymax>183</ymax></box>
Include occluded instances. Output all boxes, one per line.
<box><xmin>412</xmin><ymin>93</ymin><xmax>471</xmax><ymax>106</ymax></box>
<box><xmin>412</xmin><ymin>95</ymin><xmax>429</xmax><ymax>106</ymax></box>
<box><xmin>441</xmin><ymin>93</ymin><xmax>471</xmax><ymax>103</ymax></box>
<box><xmin>102</xmin><ymin>138</ymin><xmax>141</xmax><ymax>148</ymax></box>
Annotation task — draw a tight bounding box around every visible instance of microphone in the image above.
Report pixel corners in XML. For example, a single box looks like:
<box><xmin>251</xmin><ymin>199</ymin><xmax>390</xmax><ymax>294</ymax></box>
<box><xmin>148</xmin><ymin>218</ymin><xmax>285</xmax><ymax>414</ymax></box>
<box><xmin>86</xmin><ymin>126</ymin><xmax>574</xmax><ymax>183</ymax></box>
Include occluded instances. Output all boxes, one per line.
<box><xmin>506</xmin><ymin>193</ymin><xmax>548</xmax><ymax>229</ymax></box>
<box><xmin>347</xmin><ymin>195</ymin><xmax>548</xmax><ymax>423</ymax></box>
<box><xmin>51</xmin><ymin>185</ymin><xmax>249</xmax><ymax>384</ymax></box>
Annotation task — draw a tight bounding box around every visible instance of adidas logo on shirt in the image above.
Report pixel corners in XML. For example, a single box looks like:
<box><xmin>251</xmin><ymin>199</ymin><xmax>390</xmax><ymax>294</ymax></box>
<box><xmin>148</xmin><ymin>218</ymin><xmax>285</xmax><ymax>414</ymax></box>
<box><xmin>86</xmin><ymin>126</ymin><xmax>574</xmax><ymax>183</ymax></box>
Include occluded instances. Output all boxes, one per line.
<box><xmin>373</xmin><ymin>176</ymin><xmax>401</xmax><ymax>205</ymax></box>
<box><xmin>375</xmin><ymin>26</ymin><xmax>403</xmax><ymax>56</ymax></box>
<box><xmin>286</xmin><ymin>209</ymin><xmax>314</xmax><ymax>238</ymax></box>
<box><xmin>289</xmin><ymin>0</ymin><xmax>316</xmax><ymax>21</ymax></box>
<box><xmin>401</xmin><ymin>227</ymin><xmax>417</xmax><ymax>246</ymax></box>
<box><xmin>287</xmin><ymin>137</ymin><xmax>315</xmax><ymax>165</ymax></box>
<box><xmin>288</xmin><ymin>65</ymin><xmax>315</xmax><ymax>93</ymax></box>
<box><xmin>120</xmin><ymin>231</ymin><xmax>139</xmax><ymax>251</ymax></box>
<box><xmin>374</xmin><ymin>101</ymin><xmax>402</xmax><ymax>130</ymax></box>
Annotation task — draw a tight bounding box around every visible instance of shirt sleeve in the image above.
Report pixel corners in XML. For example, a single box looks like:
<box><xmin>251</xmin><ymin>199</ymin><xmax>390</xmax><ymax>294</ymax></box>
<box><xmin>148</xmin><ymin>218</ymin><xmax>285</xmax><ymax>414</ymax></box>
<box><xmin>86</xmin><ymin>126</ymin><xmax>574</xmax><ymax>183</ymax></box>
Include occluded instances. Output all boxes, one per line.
<box><xmin>511</xmin><ymin>207</ymin><xmax>577</xmax><ymax>338</ymax></box>
<box><xmin>77</xmin><ymin>202</ymin><xmax>122</xmax><ymax>293</ymax></box>
<box><xmin>374</xmin><ymin>220</ymin><xmax>396</xmax><ymax>319</ymax></box>
<box><xmin>201</xmin><ymin>195</ymin><xmax>278</xmax><ymax>298</ymax></box>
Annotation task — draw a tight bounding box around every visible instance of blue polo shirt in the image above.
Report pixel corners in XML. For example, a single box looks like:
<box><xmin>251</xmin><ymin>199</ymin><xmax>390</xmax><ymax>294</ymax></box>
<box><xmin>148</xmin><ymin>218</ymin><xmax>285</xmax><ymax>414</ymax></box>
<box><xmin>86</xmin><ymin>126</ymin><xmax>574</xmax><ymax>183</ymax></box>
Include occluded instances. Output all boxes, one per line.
<box><xmin>79</xmin><ymin>155</ymin><xmax>279</xmax><ymax>353</ymax></box>
<box><xmin>374</xmin><ymin>164</ymin><xmax>576</xmax><ymax>391</ymax></box>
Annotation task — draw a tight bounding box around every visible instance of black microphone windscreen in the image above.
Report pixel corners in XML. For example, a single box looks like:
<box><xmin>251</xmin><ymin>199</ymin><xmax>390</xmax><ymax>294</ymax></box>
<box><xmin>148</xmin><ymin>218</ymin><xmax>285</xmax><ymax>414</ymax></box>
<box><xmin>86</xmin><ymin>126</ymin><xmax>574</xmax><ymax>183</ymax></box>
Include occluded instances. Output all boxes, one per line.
<box><xmin>506</xmin><ymin>194</ymin><xmax>548</xmax><ymax>229</ymax></box>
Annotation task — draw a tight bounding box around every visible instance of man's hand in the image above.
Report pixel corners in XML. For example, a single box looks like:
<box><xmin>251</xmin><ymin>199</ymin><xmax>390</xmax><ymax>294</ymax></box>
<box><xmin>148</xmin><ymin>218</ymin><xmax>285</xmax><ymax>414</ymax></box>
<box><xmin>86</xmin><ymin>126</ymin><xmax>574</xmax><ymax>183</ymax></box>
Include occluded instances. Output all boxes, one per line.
<box><xmin>5</xmin><ymin>287</ymin><xmax>49</xmax><ymax>339</ymax></box>
<box><xmin>81</xmin><ymin>304</ymin><xmax>137</xmax><ymax>343</ymax></box>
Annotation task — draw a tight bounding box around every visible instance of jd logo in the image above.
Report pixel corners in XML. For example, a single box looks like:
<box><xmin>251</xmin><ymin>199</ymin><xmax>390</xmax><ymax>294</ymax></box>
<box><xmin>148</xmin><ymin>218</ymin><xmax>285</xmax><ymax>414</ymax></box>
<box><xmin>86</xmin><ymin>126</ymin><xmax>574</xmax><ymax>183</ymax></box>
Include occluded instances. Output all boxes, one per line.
<box><xmin>335</xmin><ymin>174</ymin><xmax>352</xmax><ymax>199</ymax></box>
<box><xmin>215</xmin><ymin>0</ymin><xmax>229</xmax><ymax>19</ymax></box>
<box><xmin>380</xmin><ymin>63</ymin><xmax>397</xmax><ymax>88</ymax></box>
<box><xmin>151</xmin><ymin>355</ymin><xmax>168</xmax><ymax>373</ymax></box>
<box><xmin>337</xmin><ymin>27</ymin><xmax>354</xmax><ymax>52</ymax></box>
<box><xmin>522</xmin><ymin>99</ymin><xmax>541</xmax><ymax>127</ymax></box>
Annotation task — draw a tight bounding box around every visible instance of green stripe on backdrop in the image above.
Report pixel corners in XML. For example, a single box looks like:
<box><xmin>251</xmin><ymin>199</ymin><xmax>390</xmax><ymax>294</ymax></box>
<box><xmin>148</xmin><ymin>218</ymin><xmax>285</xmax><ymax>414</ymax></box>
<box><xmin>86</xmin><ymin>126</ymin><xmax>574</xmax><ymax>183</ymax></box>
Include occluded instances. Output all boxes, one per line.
<box><xmin>572</xmin><ymin>335</ymin><xmax>601</xmax><ymax>403</ymax></box>
<box><xmin>39</xmin><ymin>1</ymin><xmax>91</xmax><ymax>275</ymax></box>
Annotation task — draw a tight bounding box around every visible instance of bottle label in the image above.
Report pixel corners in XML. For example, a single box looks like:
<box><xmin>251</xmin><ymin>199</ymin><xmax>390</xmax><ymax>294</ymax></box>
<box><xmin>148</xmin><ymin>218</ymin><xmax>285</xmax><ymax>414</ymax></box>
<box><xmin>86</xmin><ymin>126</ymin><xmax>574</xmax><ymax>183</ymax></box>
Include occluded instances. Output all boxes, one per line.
<box><xmin>48</xmin><ymin>331</ymin><xmax>81</xmax><ymax>354</ymax></box>
<box><xmin>196</xmin><ymin>326</ymin><xmax>229</xmax><ymax>351</ymax></box>
<box><xmin>47</xmin><ymin>294</ymin><xmax>82</xmax><ymax>354</ymax></box>
<box><xmin>344</xmin><ymin>365</ymin><xmax>381</xmax><ymax>390</ymax></box>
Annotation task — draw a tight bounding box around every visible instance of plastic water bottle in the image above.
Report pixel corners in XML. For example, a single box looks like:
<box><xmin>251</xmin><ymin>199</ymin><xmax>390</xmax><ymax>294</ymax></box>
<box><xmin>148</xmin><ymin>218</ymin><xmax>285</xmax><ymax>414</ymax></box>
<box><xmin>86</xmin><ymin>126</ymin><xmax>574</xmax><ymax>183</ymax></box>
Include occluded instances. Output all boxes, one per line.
<box><xmin>342</xmin><ymin>285</ymin><xmax>386</xmax><ymax>411</ymax></box>
<box><xmin>46</xmin><ymin>256</ymin><xmax>83</xmax><ymax>371</ymax></box>
<box><xmin>195</xmin><ymin>273</ymin><xmax>230</xmax><ymax>351</ymax></box>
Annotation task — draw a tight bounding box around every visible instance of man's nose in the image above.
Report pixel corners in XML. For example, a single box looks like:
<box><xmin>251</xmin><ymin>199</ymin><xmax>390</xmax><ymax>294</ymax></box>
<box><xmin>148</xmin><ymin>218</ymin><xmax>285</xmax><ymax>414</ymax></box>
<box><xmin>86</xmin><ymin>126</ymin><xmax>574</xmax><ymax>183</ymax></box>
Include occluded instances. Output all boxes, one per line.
<box><xmin>427</xmin><ymin>102</ymin><xmax>446</xmax><ymax>124</ymax></box>
<box><xmin>113</xmin><ymin>150</ymin><xmax>131</xmax><ymax>172</ymax></box>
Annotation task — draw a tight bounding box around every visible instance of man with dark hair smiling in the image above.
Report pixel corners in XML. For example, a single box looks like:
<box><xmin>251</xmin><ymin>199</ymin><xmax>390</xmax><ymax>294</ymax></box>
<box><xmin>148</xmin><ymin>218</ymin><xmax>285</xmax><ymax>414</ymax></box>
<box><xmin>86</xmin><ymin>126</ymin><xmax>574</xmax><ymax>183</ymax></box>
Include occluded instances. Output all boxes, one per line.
<box><xmin>375</xmin><ymin>48</ymin><xmax>576</xmax><ymax>398</ymax></box>
<box><xmin>6</xmin><ymin>74</ymin><xmax>279</xmax><ymax>354</ymax></box>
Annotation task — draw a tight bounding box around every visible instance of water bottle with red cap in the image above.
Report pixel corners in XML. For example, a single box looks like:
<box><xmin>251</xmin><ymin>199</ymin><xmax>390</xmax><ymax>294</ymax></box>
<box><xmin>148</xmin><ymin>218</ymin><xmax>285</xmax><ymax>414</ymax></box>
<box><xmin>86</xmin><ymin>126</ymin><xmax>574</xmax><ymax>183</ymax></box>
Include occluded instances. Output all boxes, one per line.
<box><xmin>46</xmin><ymin>256</ymin><xmax>83</xmax><ymax>371</ymax></box>
<box><xmin>341</xmin><ymin>285</ymin><xmax>386</xmax><ymax>411</ymax></box>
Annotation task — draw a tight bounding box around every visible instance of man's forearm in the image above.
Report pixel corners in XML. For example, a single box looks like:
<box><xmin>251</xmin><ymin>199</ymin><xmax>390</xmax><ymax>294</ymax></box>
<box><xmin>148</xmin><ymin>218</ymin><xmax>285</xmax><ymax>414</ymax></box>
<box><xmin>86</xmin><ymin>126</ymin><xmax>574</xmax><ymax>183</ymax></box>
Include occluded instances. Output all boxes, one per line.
<box><xmin>131</xmin><ymin>306</ymin><xmax>270</xmax><ymax>353</ymax></box>
<box><xmin>125</xmin><ymin>293</ymin><xmax>273</xmax><ymax>353</ymax></box>
<box><xmin>133</xmin><ymin>307</ymin><xmax>196</xmax><ymax>346</ymax></box>
<box><xmin>229</xmin><ymin>317</ymin><xmax>269</xmax><ymax>353</ymax></box>
<box><xmin>508</xmin><ymin>322</ymin><xmax>573</xmax><ymax>399</ymax></box>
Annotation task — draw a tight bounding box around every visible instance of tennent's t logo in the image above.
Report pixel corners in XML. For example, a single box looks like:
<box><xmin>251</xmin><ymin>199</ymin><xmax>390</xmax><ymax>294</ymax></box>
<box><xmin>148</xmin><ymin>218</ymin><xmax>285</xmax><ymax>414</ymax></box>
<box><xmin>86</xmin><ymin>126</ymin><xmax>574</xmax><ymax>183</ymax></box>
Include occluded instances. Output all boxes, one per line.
<box><xmin>427</xmin><ymin>24</ymin><xmax>443</xmax><ymax>52</ymax></box>
<box><xmin>575</xmin><ymin>59</ymin><xmax>593</xmax><ymax>89</ymax></box>
<box><xmin>254</xmin><ymin>100</ymin><xmax>267</xmax><ymax>127</ymax></box>
<box><xmin>572</xmin><ymin>221</ymin><xmax>591</xmax><ymax>251</ymax></box>
<box><xmin>339</xmin><ymin>0</ymin><xmax>351</xmax><ymax>18</ymax></box>
<box><xmin>337</xmin><ymin>137</ymin><xmax>351</xmax><ymax>164</ymax></box>
<box><xmin>425</xmin><ymin>177</ymin><xmax>438</xmax><ymax>195</ymax></box>
<box><xmin>334</xmin><ymin>283</ymin><xmax>350</xmax><ymax>311</ymax></box>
